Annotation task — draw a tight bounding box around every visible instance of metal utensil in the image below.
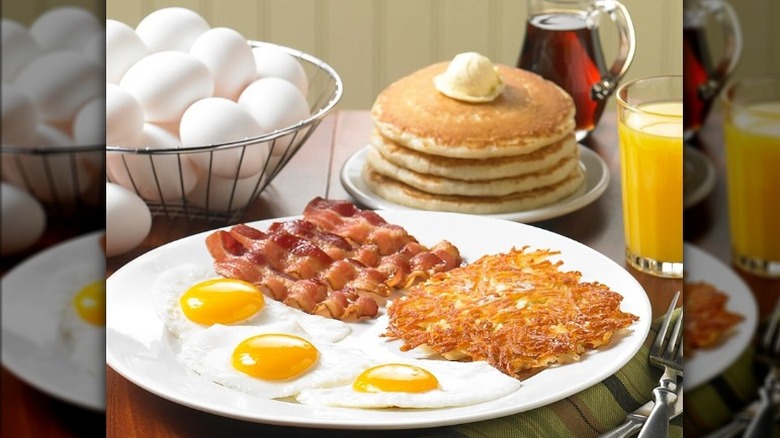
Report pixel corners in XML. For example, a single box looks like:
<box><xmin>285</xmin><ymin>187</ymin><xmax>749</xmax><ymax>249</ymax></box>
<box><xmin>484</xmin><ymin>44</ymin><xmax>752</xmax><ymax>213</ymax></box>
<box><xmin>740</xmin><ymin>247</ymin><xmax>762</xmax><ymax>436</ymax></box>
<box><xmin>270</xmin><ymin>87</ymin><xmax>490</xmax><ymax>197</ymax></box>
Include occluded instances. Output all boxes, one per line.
<box><xmin>637</xmin><ymin>291</ymin><xmax>684</xmax><ymax>438</ymax></box>
<box><xmin>743</xmin><ymin>296</ymin><xmax>780</xmax><ymax>438</ymax></box>
<box><xmin>598</xmin><ymin>387</ymin><xmax>684</xmax><ymax>438</ymax></box>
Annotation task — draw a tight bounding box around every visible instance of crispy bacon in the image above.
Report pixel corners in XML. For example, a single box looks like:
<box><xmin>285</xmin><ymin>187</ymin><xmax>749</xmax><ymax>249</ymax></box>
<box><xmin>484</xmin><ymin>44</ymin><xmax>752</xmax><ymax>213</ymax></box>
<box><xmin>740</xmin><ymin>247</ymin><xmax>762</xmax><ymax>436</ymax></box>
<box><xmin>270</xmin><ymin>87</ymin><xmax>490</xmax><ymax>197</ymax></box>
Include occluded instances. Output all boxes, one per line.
<box><xmin>205</xmin><ymin>198</ymin><xmax>463</xmax><ymax>321</ymax></box>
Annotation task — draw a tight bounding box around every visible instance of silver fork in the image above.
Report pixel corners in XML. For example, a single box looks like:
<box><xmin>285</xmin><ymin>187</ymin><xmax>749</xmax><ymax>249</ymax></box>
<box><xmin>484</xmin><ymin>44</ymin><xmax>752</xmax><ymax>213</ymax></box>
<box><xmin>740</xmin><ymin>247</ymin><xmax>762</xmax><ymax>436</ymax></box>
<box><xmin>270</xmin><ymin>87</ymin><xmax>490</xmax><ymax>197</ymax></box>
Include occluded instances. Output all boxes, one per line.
<box><xmin>743</xmin><ymin>297</ymin><xmax>780</xmax><ymax>438</ymax></box>
<box><xmin>637</xmin><ymin>291</ymin><xmax>684</xmax><ymax>438</ymax></box>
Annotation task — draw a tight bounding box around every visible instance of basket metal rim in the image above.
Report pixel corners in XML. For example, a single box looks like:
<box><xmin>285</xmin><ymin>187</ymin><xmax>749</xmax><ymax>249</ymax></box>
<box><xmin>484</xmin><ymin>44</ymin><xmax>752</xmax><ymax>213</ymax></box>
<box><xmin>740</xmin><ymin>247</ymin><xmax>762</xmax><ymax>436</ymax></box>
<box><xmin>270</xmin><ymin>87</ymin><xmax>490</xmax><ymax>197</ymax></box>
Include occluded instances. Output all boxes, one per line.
<box><xmin>105</xmin><ymin>40</ymin><xmax>343</xmax><ymax>155</ymax></box>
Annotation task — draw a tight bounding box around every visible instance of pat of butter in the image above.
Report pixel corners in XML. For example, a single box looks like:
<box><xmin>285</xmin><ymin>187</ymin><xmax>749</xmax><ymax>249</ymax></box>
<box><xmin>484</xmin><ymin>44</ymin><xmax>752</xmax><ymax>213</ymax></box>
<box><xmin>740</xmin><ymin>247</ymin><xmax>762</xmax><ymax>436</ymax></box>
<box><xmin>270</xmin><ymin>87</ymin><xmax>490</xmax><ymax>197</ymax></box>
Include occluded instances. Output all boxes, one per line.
<box><xmin>434</xmin><ymin>52</ymin><xmax>504</xmax><ymax>103</ymax></box>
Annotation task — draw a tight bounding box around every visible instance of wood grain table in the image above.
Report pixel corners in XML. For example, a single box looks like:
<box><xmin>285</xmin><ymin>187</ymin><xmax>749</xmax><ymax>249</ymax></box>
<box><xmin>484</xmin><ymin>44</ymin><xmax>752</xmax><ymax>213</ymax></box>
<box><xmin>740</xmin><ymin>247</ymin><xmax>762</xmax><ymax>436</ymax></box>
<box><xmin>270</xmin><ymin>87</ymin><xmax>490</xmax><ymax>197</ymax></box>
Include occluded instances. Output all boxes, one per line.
<box><xmin>4</xmin><ymin>108</ymin><xmax>775</xmax><ymax>437</ymax></box>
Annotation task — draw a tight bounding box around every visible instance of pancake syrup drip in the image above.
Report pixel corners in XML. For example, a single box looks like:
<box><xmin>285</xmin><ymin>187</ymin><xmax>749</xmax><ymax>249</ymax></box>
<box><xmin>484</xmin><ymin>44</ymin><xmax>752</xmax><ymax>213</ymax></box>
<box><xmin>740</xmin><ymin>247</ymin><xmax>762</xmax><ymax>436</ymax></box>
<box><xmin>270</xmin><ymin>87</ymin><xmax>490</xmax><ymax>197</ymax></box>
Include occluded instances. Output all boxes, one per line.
<box><xmin>518</xmin><ymin>12</ymin><xmax>608</xmax><ymax>133</ymax></box>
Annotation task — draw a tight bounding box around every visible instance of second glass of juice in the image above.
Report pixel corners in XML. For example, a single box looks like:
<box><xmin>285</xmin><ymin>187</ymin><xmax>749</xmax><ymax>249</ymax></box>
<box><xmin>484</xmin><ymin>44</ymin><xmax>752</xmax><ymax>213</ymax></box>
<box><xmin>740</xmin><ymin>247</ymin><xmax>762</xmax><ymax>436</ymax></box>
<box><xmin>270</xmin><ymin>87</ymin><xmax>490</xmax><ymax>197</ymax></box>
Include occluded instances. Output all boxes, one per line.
<box><xmin>723</xmin><ymin>75</ymin><xmax>780</xmax><ymax>278</ymax></box>
<box><xmin>616</xmin><ymin>75</ymin><xmax>684</xmax><ymax>278</ymax></box>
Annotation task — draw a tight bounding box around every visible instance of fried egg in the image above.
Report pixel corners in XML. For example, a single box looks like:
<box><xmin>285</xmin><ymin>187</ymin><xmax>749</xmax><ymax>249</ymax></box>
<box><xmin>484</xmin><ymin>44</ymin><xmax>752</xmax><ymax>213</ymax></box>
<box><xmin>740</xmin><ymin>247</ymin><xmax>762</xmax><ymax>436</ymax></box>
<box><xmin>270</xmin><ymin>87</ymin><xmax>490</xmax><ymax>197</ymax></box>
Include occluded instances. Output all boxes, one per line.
<box><xmin>151</xmin><ymin>263</ymin><xmax>351</xmax><ymax>342</ymax></box>
<box><xmin>177</xmin><ymin>322</ymin><xmax>372</xmax><ymax>399</ymax></box>
<box><xmin>59</xmin><ymin>279</ymin><xmax>105</xmax><ymax>377</ymax></box>
<box><xmin>295</xmin><ymin>354</ymin><xmax>522</xmax><ymax>409</ymax></box>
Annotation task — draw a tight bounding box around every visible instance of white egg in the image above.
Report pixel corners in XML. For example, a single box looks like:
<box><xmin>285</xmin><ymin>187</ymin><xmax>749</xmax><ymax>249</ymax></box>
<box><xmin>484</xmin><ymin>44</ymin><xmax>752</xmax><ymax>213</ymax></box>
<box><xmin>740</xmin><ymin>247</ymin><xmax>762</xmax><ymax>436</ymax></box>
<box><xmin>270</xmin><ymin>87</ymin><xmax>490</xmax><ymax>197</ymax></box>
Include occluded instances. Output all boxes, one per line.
<box><xmin>151</xmin><ymin>263</ymin><xmax>351</xmax><ymax>343</ymax></box>
<box><xmin>186</xmin><ymin>168</ymin><xmax>263</xmax><ymax>212</ymax></box>
<box><xmin>180</xmin><ymin>97</ymin><xmax>268</xmax><ymax>178</ymax></box>
<box><xmin>106</xmin><ymin>123</ymin><xmax>198</xmax><ymax>203</ymax></box>
<box><xmin>252</xmin><ymin>46</ymin><xmax>309</xmax><ymax>97</ymax></box>
<box><xmin>135</xmin><ymin>7</ymin><xmax>210</xmax><ymax>53</ymax></box>
<box><xmin>0</xmin><ymin>182</ymin><xmax>46</xmax><ymax>256</ymax></box>
<box><xmin>1</xmin><ymin>84</ymin><xmax>38</xmax><ymax>147</ymax></box>
<box><xmin>1</xmin><ymin>124</ymin><xmax>94</xmax><ymax>203</ymax></box>
<box><xmin>296</xmin><ymin>356</ymin><xmax>522</xmax><ymax>409</ymax></box>
<box><xmin>177</xmin><ymin>323</ymin><xmax>371</xmax><ymax>399</ymax></box>
<box><xmin>106</xmin><ymin>83</ymin><xmax>144</xmax><ymax>146</ymax></box>
<box><xmin>30</xmin><ymin>6</ymin><xmax>102</xmax><ymax>52</ymax></box>
<box><xmin>120</xmin><ymin>51</ymin><xmax>214</xmax><ymax>123</ymax></box>
<box><xmin>106</xmin><ymin>19</ymin><xmax>149</xmax><ymax>84</ymax></box>
<box><xmin>105</xmin><ymin>182</ymin><xmax>152</xmax><ymax>257</ymax></box>
<box><xmin>1</xmin><ymin>19</ymin><xmax>42</xmax><ymax>83</ymax></box>
<box><xmin>190</xmin><ymin>27</ymin><xmax>256</xmax><ymax>100</ymax></box>
<box><xmin>83</xmin><ymin>30</ymin><xmax>105</xmax><ymax>67</ymax></box>
<box><xmin>72</xmin><ymin>97</ymin><xmax>104</xmax><ymax>146</ymax></box>
<box><xmin>14</xmin><ymin>50</ymin><xmax>102</xmax><ymax>124</ymax></box>
<box><xmin>58</xmin><ymin>278</ymin><xmax>105</xmax><ymax>378</ymax></box>
<box><xmin>238</xmin><ymin>77</ymin><xmax>310</xmax><ymax>132</ymax></box>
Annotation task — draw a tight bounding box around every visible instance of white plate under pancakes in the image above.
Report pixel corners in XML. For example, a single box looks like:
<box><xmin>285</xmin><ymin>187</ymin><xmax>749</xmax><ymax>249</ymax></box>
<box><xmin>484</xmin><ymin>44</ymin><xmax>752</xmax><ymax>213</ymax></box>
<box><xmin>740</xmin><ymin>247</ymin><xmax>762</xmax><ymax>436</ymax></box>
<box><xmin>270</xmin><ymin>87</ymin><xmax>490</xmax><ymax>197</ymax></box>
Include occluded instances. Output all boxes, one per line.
<box><xmin>340</xmin><ymin>145</ymin><xmax>609</xmax><ymax>223</ymax></box>
<box><xmin>106</xmin><ymin>211</ymin><xmax>650</xmax><ymax>429</ymax></box>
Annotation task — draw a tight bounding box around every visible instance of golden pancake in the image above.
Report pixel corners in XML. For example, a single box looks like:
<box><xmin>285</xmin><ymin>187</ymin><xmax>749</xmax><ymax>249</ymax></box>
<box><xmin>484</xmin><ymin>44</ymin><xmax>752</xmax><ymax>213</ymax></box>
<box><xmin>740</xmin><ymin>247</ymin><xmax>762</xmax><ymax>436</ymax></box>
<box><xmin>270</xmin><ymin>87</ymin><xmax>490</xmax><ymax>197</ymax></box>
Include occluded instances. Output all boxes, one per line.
<box><xmin>362</xmin><ymin>163</ymin><xmax>585</xmax><ymax>214</ymax></box>
<box><xmin>371</xmin><ymin>63</ymin><xmax>576</xmax><ymax>159</ymax></box>
<box><xmin>371</xmin><ymin>130</ymin><xmax>579</xmax><ymax>181</ymax></box>
<box><xmin>365</xmin><ymin>145</ymin><xmax>579</xmax><ymax>197</ymax></box>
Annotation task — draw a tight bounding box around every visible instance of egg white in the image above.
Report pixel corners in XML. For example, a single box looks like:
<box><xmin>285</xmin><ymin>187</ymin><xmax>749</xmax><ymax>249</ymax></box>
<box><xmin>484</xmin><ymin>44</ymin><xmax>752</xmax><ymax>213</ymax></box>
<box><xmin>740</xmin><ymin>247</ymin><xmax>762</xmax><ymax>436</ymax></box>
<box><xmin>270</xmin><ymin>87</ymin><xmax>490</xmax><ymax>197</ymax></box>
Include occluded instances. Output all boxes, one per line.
<box><xmin>177</xmin><ymin>323</ymin><xmax>372</xmax><ymax>400</ymax></box>
<box><xmin>57</xmin><ymin>271</ymin><xmax>105</xmax><ymax>378</ymax></box>
<box><xmin>295</xmin><ymin>355</ymin><xmax>522</xmax><ymax>409</ymax></box>
<box><xmin>151</xmin><ymin>263</ymin><xmax>352</xmax><ymax>343</ymax></box>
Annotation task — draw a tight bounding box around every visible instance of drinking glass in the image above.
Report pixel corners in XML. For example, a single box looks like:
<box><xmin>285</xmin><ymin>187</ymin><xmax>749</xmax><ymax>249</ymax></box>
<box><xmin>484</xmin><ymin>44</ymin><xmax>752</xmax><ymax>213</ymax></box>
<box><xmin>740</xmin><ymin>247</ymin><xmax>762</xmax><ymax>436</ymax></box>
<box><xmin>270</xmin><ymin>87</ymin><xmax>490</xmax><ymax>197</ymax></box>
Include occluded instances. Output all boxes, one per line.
<box><xmin>683</xmin><ymin>0</ymin><xmax>742</xmax><ymax>141</ymax></box>
<box><xmin>616</xmin><ymin>76</ymin><xmax>683</xmax><ymax>278</ymax></box>
<box><xmin>723</xmin><ymin>75</ymin><xmax>780</xmax><ymax>278</ymax></box>
<box><xmin>518</xmin><ymin>0</ymin><xmax>635</xmax><ymax>142</ymax></box>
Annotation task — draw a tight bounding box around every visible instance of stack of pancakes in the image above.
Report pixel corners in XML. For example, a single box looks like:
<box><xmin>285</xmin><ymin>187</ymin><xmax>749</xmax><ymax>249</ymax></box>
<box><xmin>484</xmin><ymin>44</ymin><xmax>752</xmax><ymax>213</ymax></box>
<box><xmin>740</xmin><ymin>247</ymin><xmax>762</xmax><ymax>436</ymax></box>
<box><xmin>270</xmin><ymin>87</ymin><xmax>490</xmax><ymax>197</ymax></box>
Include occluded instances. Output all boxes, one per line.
<box><xmin>363</xmin><ymin>62</ymin><xmax>585</xmax><ymax>214</ymax></box>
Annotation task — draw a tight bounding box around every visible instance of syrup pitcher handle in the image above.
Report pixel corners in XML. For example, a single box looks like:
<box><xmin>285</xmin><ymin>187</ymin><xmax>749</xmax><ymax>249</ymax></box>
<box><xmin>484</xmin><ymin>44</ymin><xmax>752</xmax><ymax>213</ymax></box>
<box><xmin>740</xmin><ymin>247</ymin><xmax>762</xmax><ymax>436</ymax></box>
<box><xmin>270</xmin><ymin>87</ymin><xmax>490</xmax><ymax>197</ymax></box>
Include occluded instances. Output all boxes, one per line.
<box><xmin>702</xmin><ymin>0</ymin><xmax>742</xmax><ymax>94</ymax></box>
<box><xmin>591</xmin><ymin>0</ymin><xmax>636</xmax><ymax>101</ymax></box>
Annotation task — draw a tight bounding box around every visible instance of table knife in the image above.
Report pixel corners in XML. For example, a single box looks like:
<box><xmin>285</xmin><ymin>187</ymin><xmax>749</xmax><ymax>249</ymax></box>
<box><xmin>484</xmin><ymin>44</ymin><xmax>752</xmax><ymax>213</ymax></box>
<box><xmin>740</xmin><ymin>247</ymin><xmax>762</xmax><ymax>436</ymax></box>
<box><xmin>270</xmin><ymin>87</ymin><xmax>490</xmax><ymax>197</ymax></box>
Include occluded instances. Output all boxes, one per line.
<box><xmin>597</xmin><ymin>389</ymin><xmax>683</xmax><ymax>438</ymax></box>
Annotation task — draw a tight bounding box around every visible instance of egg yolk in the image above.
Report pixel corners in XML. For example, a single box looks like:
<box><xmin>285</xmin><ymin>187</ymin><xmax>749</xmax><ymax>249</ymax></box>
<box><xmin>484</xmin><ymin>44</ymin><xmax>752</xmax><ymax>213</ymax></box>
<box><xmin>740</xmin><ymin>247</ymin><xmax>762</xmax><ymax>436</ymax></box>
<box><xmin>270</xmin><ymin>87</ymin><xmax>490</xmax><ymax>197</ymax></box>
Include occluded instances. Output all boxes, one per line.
<box><xmin>353</xmin><ymin>363</ymin><xmax>439</xmax><ymax>393</ymax></box>
<box><xmin>231</xmin><ymin>334</ymin><xmax>319</xmax><ymax>380</ymax></box>
<box><xmin>73</xmin><ymin>280</ymin><xmax>105</xmax><ymax>326</ymax></box>
<box><xmin>179</xmin><ymin>278</ymin><xmax>265</xmax><ymax>325</ymax></box>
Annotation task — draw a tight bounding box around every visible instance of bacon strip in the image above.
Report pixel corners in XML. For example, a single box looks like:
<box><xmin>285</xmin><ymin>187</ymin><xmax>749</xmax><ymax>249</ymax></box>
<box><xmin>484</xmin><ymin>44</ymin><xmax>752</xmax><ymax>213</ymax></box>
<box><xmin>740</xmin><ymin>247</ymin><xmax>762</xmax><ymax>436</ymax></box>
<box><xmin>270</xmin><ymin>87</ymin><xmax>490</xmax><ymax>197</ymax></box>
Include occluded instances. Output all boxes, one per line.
<box><xmin>205</xmin><ymin>198</ymin><xmax>463</xmax><ymax>321</ymax></box>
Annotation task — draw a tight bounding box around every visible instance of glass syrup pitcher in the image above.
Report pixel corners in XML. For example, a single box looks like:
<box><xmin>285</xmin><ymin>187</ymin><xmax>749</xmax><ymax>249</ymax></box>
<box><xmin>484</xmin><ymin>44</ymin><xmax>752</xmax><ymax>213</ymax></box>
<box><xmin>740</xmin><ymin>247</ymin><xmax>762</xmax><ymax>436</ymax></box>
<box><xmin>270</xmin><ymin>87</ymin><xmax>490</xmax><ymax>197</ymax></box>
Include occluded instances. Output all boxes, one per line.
<box><xmin>517</xmin><ymin>0</ymin><xmax>636</xmax><ymax>141</ymax></box>
<box><xmin>683</xmin><ymin>0</ymin><xmax>742</xmax><ymax>141</ymax></box>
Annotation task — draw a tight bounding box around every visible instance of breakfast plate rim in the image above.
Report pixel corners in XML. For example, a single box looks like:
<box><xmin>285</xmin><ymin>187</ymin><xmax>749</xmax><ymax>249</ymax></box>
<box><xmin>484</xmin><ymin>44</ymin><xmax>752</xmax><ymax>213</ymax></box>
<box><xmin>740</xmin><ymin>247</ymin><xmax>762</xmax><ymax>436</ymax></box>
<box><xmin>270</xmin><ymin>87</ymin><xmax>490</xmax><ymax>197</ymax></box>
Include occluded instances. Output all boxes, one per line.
<box><xmin>106</xmin><ymin>211</ymin><xmax>651</xmax><ymax>429</ymax></box>
<box><xmin>339</xmin><ymin>144</ymin><xmax>609</xmax><ymax>223</ymax></box>
<box><xmin>1</xmin><ymin>231</ymin><xmax>106</xmax><ymax>412</ymax></box>
<box><xmin>683</xmin><ymin>242</ymin><xmax>758</xmax><ymax>391</ymax></box>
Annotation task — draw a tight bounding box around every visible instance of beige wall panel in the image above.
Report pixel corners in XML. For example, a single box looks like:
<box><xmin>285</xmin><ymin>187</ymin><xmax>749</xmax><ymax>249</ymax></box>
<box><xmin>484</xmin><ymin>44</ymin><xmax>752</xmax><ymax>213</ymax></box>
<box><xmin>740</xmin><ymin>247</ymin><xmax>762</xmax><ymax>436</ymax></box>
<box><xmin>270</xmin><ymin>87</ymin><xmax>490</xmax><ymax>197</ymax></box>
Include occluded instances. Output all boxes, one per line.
<box><xmin>382</xmin><ymin>0</ymin><xmax>435</xmax><ymax>86</ymax></box>
<box><xmin>438</xmin><ymin>0</ymin><xmax>492</xmax><ymax>60</ymax></box>
<box><xmin>495</xmin><ymin>0</ymin><xmax>527</xmax><ymax>66</ymax></box>
<box><xmin>266</xmin><ymin>0</ymin><xmax>319</xmax><ymax>54</ymax></box>
<box><xmin>205</xmin><ymin>0</ymin><xmax>263</xmax><ymax>41</ymax></box>
<box><xmin>324</xmin><ymin>0</ymin><xmax>376</xmax><ymax>109</ymax></box>
<box><xmin>107</xmin><ymin>0</ymin><xmax>148</xmax><ymax>25</ymax></box>
<box><xmin>731</xmin><ymin>0</ymin><xmax>772</xmax><ymax>78</ymax></box>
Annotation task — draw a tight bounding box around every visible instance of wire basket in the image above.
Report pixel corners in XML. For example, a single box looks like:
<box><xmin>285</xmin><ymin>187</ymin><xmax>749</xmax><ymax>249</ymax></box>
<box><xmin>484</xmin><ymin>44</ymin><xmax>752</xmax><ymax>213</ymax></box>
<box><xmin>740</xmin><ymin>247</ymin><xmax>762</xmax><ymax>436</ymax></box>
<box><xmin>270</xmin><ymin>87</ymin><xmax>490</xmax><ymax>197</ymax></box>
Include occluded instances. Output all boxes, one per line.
<box><xmin>105</xmin><ymin>41</ymin><xmax>343</xmax><ymax>223</ymax></box>
<box><xmin>1</xmin><ymin>144</ymin><xmax>106</xmax><ymax>218</ymax></box>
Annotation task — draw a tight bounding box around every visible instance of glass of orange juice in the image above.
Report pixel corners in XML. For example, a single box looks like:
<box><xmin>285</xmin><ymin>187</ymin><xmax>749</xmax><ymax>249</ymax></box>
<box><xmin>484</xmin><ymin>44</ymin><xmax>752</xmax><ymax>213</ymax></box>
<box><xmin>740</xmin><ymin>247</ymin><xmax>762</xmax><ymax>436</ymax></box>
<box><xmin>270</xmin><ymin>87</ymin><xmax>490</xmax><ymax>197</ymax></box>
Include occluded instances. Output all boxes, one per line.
<box><xmin>723</xmin><ymin>75</ymin><xmax>780</xmax><ymax>278</ymax></box>
<box><xmin>616</xmin><ymin>76</ymin><xmax>683</xmax><ymax>278</ymax></box>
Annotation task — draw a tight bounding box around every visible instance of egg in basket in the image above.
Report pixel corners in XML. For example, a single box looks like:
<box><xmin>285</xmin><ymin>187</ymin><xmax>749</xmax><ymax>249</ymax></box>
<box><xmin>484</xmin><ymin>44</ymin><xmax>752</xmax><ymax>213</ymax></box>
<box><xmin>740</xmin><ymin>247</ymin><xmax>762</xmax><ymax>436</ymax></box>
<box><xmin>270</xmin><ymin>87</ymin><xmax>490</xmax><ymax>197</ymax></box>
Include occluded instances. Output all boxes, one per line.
<box><xmin>105</xmin><ymin>9</ymin><xmax>342</xmax><ymax>223</ymax></box>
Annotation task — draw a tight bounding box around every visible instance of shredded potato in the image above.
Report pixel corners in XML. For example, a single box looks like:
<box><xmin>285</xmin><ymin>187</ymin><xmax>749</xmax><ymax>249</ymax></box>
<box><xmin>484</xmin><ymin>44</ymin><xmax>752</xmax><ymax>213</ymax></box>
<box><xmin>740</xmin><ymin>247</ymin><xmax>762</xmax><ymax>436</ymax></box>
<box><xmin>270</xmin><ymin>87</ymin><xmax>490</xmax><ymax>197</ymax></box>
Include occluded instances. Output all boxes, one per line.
<box><xmin>385</xmin><ymin>247</ymin><xmax>639</xmax><ymax>378</ymax></box>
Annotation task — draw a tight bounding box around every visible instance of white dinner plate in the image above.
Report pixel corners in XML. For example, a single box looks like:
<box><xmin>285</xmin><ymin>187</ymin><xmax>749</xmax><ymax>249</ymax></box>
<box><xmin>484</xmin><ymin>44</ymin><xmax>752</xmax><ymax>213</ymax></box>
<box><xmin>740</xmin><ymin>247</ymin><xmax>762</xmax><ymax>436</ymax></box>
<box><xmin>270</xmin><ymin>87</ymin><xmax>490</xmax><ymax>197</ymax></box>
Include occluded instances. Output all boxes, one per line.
<box><xmin>683</xmin><ymin>243</ymin><xmax>758</xmax><ymax>391</ymax></box>
<box><xmin>107</xmin><ymin>211</ymin><xmax>650</xmax><ymax>429</ymax></box>
<box><xmin>683</xmin><ymin>146</ymin><xmax>717</xmax><ymax>209</ymax></box>
<box><xmin>1</xmin><ymin>231</ymin><xmax>105</xmax><ymax>411</ymax></box>
<box><xmin>340</xmin><ymin>145</ymin><xmax>609</xmax><ymax>223</ymax></box>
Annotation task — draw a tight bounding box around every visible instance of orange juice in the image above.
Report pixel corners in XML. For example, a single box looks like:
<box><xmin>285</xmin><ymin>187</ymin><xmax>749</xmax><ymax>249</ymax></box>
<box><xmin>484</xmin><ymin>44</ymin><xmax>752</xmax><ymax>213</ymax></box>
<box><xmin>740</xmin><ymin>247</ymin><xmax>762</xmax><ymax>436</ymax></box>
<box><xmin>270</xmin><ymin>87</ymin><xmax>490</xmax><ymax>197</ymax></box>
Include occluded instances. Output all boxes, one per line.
<box><xmin>618</xmin><ymin>101</ymin><xmax>683</xmax><ymax>269</ymax></box>
<box><xmin>724</xmin><ymin>101</ymin><xmax>780</xmax><ymax>267</ymax></box>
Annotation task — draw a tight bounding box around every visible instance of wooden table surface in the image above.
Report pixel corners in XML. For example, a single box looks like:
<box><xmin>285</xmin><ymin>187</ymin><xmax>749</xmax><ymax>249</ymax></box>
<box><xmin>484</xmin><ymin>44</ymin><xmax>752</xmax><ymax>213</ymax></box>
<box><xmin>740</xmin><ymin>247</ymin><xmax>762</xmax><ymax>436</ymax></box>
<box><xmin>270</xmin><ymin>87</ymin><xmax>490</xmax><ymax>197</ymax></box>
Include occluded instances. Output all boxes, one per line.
<box><xmin>2</xmin><ymin>109</ymin><xmax>777</xmax><ymax>437</ymax></box>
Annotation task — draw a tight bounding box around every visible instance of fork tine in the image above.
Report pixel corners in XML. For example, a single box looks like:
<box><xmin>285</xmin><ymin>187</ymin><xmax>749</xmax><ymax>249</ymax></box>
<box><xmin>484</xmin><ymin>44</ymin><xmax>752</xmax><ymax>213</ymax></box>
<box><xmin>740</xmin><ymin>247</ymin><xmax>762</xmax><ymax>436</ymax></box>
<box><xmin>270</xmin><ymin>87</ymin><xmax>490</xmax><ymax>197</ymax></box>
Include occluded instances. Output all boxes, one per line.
<box><xmin>667</xmin><ymin>309</ymin><xmax>683</xmax><ymax>358</ymax></box>
<box><xmin>652</xmin><ymin>291</ymin><xmax>681</xmax><ymax>355</ymax></box>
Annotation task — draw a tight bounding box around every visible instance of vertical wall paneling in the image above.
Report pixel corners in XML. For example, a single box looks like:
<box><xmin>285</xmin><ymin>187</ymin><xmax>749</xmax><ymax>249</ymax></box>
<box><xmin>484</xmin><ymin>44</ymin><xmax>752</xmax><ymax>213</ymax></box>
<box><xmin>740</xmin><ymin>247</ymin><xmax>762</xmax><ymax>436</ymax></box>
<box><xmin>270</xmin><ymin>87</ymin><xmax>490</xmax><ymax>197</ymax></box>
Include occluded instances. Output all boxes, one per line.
<box><xmin>439</xmin><ymin>0</ymin><xmax>491</xmax><ymax>59</ymax></box>
<box><xmin>383</xmin><ymin>0</ymin><xmax>435</xmax><ymax>87</ymax></box>
<box><xmin>495</xmin><ymin>0</ymin><xmax>526</xmax><ymax>66</ymax></box>
<box><xmin>105</xmin><ymin>0</ymin><xmax>688</xmax><ymax>109</ymax></box>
